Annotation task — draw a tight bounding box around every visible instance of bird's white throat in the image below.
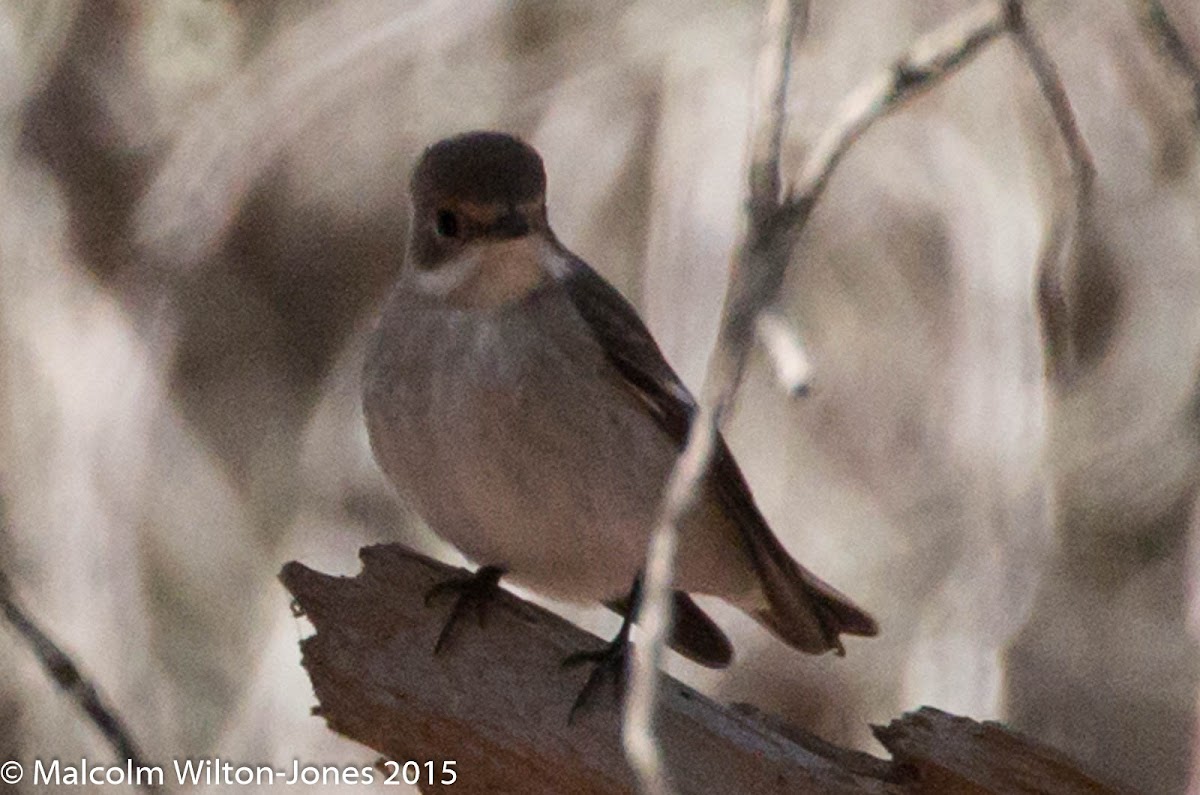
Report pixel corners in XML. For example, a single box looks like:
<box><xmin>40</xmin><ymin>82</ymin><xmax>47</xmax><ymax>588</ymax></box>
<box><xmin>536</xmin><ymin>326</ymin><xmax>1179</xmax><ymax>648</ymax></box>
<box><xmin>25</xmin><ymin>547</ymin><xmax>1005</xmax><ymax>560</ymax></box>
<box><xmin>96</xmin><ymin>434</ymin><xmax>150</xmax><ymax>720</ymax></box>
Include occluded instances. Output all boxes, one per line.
<box><xmin>410</xmin><ymin>235</ymin><xmax>568</xmax><ymax>308</ymax></box>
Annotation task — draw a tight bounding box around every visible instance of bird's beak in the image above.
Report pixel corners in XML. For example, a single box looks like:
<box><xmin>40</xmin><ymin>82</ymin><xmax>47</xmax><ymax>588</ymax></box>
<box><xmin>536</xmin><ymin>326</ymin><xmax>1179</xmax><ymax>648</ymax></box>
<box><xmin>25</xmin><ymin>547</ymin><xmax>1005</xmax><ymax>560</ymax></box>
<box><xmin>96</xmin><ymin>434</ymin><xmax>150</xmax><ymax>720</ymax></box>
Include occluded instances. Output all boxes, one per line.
<box><xmin>490</xmin><ymin>209</ymin><xmax>530</xmax><ymax>239</ymax></box>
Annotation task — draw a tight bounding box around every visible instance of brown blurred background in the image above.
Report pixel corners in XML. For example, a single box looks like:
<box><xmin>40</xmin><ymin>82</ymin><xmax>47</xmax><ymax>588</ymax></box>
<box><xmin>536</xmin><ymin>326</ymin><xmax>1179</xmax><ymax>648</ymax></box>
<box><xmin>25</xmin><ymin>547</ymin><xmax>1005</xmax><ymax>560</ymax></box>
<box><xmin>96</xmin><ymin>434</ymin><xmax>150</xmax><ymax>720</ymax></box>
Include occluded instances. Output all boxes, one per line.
<box><xmin>1</xmin><ymin>1</ymin><xmax>1198</xmax><ymax>793</ymax></box>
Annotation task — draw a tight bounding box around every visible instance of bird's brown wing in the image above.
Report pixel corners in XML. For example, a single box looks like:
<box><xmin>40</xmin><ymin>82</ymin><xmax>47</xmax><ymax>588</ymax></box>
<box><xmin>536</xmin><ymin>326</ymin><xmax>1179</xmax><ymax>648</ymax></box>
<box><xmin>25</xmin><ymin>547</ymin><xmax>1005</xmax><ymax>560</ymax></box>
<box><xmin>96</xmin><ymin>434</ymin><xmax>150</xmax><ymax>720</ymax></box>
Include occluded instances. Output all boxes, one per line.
<box><xmin>558</xmin><ymin>253</ymin><xmax>878</xmax><ymax>654</ymax></box>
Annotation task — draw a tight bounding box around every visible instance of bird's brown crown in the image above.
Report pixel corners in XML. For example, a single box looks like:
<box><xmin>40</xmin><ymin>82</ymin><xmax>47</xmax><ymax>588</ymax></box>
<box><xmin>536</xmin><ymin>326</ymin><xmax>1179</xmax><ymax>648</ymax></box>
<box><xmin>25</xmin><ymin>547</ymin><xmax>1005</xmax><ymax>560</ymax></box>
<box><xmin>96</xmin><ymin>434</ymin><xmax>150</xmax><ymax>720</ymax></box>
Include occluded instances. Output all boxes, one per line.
<box><xmin>407</xmin><ymin>132</ymin><xmax>551</xmax><ymax>272</ymax></box>
<box><xmin>411</xmin><ymin>131</ymin><xmax>546</xmax><ymax>209</ymax></box>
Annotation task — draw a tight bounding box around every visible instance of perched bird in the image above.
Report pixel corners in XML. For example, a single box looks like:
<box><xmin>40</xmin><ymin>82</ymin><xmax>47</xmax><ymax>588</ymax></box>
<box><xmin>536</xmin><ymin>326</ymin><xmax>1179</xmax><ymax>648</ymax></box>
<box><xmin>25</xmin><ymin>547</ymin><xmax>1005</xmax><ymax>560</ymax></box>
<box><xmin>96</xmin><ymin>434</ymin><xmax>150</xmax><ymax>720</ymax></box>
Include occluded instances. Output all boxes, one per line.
<box><xmin>363</xmin><ymin>131</ymin><xmax>877</xmax><ymax>690</ymax></box>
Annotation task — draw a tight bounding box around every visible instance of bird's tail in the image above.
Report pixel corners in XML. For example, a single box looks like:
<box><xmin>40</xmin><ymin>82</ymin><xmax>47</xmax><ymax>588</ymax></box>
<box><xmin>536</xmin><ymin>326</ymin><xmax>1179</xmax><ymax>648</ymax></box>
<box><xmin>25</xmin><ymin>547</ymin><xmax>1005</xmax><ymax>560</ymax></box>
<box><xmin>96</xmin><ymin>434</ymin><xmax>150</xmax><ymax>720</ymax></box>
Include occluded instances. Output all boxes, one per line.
<box><xmin>713</xmin><ymin>441</ymin><xmax>878</xmax><ymax>655</ymax></box>
<box><xmin>748</xmin><ymin>558</ymin><xmax>878</xmax><ymax>655</ymax></box>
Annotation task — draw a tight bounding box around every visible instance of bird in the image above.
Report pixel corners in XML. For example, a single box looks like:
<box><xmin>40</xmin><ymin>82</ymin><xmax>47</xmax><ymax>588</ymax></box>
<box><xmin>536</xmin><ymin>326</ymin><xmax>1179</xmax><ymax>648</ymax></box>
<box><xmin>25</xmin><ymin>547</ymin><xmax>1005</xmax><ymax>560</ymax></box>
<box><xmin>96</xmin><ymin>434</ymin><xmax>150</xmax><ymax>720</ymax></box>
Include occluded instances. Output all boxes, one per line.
<box><xmin>362</xmin><ymin>131</ymin><xmax>877</xmax><ymax>706</ymax></box>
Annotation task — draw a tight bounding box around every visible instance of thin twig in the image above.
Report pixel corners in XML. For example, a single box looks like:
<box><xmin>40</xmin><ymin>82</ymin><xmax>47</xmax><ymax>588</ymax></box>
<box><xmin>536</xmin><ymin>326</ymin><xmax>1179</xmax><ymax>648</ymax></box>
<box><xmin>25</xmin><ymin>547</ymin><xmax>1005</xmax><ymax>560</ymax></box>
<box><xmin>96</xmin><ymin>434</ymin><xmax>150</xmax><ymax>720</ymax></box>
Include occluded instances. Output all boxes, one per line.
<box><xmin>627</xmin><ymin>3</ymin><xmax>1016</xmax><ymax>793</ymax></box>
<box><xmin>1005</xmin><ymin>2</ymin><xmax>1095</xmax><ymax>193</ymax></box>
<box><xmin>1005</xmin><ymin>0</ymin><xmax>1096</xmax><ymax>380</ymax></box>
<box><xmin>623</xmin><ymin>3</ymin><xmax>805</xmax><ymax>795</ymax></box>
<box><xmin>622</xmin><ymin>402</ymin><xmax>724</xmax><ymax>795</ymax></box>
<box><xmin>748</xmin><ymin>0</ymin><xmax>808</xmax><ymax>213</ymax></box>
<box><xmin>0</xmin><ymin>567</ymin><xmax>157</xmax><ymax>791</ymax></box>
<box><xmin>790</xmin><ymin>1</ymin><xmax>1008</xmax><ymax>220</ymax></box>
<box><xmin>1135</xmin><ymin>0</ymin><xmax>1200</xmax><ymax>124</ymax></box>
<box><xmin>756</xmin><ymin>309</ymin><xmax>813</xmax><ymax>396</ymax></box>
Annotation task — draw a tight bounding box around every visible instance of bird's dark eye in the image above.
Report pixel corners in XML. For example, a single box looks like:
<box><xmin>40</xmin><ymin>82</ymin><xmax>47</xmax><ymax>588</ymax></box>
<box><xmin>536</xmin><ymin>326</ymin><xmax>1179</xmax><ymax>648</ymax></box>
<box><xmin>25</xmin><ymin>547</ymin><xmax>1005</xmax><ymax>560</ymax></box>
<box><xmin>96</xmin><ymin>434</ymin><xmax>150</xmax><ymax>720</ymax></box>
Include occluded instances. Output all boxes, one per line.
<box><xmin>435</xmin><ymin>209</ymin><xmax>459</xmax><ymax>238</ymax></box>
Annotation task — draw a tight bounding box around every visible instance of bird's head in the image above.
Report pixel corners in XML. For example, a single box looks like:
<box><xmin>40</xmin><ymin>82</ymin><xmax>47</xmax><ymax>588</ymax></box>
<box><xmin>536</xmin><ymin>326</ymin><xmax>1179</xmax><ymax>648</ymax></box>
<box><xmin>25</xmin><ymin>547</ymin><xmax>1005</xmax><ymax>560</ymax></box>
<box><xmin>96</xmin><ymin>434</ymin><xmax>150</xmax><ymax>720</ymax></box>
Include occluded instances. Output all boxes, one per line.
<box><xmin>408</xmin><ymin>131</ymin><xmax>550</xmax><ymax>274</ymax></box>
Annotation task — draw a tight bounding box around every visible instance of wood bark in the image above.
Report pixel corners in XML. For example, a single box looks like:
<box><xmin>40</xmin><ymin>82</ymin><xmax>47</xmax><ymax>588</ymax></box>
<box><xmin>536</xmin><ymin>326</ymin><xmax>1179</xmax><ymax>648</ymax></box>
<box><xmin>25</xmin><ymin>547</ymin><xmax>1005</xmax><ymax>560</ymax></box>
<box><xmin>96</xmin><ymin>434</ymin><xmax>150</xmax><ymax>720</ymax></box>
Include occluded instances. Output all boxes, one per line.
<box><xmin>280</xmin><ymin>545</ymin><xmax>1123</xmax><ymax>795</ymax></box>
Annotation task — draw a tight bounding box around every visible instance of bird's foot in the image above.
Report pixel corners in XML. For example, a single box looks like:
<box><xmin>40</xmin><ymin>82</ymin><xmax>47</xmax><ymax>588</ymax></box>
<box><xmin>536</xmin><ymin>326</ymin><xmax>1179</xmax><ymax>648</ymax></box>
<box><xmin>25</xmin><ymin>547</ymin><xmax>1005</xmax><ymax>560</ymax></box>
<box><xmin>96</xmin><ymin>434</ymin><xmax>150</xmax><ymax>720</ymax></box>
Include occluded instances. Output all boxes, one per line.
<box><xmin>561</xmin><ymin>630</ymin><xmax>630</xmax><ymax>723</ymax></box>
<box><xmin>424</xmin><ymin>565</ymin><xmax>505</xmax><ymax>654</ymax></box>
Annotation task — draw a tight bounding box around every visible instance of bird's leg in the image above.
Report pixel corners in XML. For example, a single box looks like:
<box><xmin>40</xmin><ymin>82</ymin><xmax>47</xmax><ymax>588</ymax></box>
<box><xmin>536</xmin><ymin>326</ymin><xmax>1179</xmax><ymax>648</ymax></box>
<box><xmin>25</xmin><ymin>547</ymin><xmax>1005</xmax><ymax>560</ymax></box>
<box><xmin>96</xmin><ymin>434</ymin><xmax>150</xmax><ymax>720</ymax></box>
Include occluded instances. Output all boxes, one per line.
<box><xmin>561</xmin><ymin>576</ymin><xmax>642</xmax><ymax>723</ymax></box>
<box><xmin>424</xmin><ymin>564</ymin><xmax>506</xmax><ymax>654</ymax></box>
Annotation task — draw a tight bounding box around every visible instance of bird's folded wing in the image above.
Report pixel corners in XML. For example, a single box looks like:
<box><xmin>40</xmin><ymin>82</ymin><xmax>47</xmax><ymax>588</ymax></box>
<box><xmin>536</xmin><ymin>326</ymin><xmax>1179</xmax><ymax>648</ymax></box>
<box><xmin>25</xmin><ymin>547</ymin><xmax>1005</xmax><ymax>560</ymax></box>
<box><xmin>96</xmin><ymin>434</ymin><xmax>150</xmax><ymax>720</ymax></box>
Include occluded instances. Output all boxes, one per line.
<box><xmin>559</xmin><ymin>254</ymin><xmax>877</xmax><ymax>654</ymax></box>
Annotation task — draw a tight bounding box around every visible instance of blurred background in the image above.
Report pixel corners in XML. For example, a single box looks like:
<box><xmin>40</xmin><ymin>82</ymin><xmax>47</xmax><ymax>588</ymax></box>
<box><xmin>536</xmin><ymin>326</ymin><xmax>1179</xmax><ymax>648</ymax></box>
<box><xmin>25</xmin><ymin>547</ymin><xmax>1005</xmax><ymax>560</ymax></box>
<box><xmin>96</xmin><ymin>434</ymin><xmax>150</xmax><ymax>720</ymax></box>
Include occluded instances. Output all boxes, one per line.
<box><xmin>1</xmin><ymin>0</ymin><xmax>1198</xmax><ymax>792</ymax></box>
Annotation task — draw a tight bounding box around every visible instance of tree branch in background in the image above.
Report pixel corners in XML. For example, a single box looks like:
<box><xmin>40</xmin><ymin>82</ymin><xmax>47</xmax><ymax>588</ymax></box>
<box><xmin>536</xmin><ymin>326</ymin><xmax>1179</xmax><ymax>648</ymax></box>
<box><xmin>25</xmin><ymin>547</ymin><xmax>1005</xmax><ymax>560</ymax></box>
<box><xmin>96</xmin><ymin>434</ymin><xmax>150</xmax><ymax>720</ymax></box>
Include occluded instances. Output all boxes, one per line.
<box><xmin>787</xmin><ymin>2</ymin><xmax>1008</xmax><ymax>222</ymax></box>
<box><xmin>1006</xmin><ymin>3</ymin><xmax>1096</xmax><ymax>190</ymax></box>
<box><xmin>1005</xmin><ymin>1</ymin><xmax>1097</xmax><ymax>382</ymax></box>
<box><xmin>627</xmin><ymin>3</ymin><xmax>1013</xmax><ymax>793</ymax></box>
<box><xmin>281</xmin><ymin>545</ymin><xmax>1122</xmax><ymax>794</ymax></box>
<box><xmin>1135</xmin><ymin>0</ymin><xmax>1200</xmax><ymax>125</ymax></box>
<box><xmin>0</xmin><ymin>565</ymin><xmax>157</xmax><ymax>791</ymax></box>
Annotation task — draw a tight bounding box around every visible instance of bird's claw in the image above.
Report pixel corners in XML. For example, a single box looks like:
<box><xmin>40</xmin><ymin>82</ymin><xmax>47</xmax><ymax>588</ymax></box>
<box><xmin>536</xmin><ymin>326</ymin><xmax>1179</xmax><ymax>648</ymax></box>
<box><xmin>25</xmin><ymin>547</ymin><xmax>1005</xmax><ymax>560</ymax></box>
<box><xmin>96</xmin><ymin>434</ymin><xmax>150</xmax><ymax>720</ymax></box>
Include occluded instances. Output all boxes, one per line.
<box><xmin>424</xmin><ymin>565</ymin><xmax>505</xmax><ymax>654</ymax></box>
<box><xmin>563</xmin><ymin>636</ymin><xmax>629</xmax><ymax>723</ymax></box>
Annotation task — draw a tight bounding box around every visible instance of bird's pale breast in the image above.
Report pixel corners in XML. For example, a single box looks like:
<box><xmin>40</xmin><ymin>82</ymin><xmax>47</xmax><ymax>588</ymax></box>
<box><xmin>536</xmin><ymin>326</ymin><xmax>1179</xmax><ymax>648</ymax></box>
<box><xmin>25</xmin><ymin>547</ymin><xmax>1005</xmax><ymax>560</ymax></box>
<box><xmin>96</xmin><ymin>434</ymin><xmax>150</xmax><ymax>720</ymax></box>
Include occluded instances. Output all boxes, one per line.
<box><xmin>363</xmin><ymin>275</ymin><xmax>754</xmax><ymax>604</ymax></box>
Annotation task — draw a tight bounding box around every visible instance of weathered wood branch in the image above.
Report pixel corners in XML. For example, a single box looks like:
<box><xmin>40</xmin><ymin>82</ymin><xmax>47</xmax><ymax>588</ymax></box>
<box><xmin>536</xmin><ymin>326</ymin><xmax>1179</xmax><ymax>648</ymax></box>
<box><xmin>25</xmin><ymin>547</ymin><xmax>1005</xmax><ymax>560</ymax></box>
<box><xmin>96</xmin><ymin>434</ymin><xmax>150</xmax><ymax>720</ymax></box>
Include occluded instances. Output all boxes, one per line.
<box><xmin>281</xmin><ymin>545</ymin><xmax>1121</xmax><ymax>795</ymax></box>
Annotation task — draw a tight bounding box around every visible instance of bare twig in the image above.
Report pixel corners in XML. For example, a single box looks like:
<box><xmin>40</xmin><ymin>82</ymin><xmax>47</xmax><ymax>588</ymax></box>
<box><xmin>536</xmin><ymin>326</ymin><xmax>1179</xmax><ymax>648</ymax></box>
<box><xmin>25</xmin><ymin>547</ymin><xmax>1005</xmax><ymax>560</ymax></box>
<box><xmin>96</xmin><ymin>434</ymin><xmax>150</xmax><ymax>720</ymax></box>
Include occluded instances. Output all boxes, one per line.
<box><xmin>1005</xmin><ymin>4</ymin><xmax>1095</xmax><ymax>190</ymax></box>
<box><xmin>747</xmin><ymin>0</ymin><xmax>808</xmax><ymax>214</ymax></box>
<box><xmin>756</xmin><ymin>309</ymin><xmax>813</xmax><ymax>397</ymax></box>
<box><xmin>0</xmin><ymin>567</ymin><xmax>157</xmax><ymax>791</ymax></box>
<box><xmin>791</xmin><ymin>2</ymin><xmax>1007</xmax><ymax>219</ymax></box>
<box><xmin>623</xmin><ymin>400</ymin><xmax>723</xmax><ymax>795</ymax></box>
<box><xmin>628</xmin><ymin>3</ymin><xmax>1017</xmax><ymax>793</ymax></box>
<box><xmin>1135</xmin><ymin>0</ymin><xmax>1200</xmax><ymax>124</ymax></box>
<box><xmin>1004</xmin><ymin>1</ymin><xmax>1096</xmax><ymax>380</ymax></box>
<box><xmin>623</xmin><ymin>3</ymin><xmax>807</xmax><ymax>792</ymax></box>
